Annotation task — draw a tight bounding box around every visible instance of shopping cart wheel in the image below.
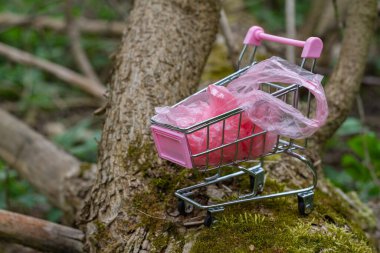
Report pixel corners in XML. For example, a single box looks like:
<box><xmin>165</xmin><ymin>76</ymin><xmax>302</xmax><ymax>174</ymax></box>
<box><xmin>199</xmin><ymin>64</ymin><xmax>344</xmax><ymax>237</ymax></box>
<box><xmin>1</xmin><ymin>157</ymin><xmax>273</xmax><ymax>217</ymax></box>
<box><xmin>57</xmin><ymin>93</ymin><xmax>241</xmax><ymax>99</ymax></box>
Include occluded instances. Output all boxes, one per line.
<box><xmin>177</xmin><ymin>199</ymin><xmax>194</xmax><ymax>216</ymax></box>
<box><xmin>249</xmin><ymin>168</ymin><xmax>265</xmax><ymax>195</ymax></box>
<box><xmin>250</xmin><ymin>175</ymin><xmax>264</xmax><ymax>194</ymax></box>
<box><xmin>204</xmin><ymin>211</ymin><xmax>213</xmax><ymax>227</ymax></box>
<box><xmin>297</xmin><ymin>191</ymin><xmax>314</xmax><ymax>215</ymax></box>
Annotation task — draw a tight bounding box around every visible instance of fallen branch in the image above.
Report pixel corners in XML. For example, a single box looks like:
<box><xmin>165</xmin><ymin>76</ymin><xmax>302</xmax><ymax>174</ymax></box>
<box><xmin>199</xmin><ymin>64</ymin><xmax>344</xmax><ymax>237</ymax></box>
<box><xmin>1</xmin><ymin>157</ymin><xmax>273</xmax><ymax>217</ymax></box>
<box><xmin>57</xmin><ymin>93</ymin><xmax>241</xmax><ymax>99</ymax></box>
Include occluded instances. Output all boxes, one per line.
<box><xmin>0</xmin><ymin>42</ymin><xmax>106</xmax><ymax>100</ymax></box>
<box><xmin>299</xmin><ymin>0</ymin><xmax>328</xmax><ymax>38</ymax></box>
<box><xmin>0</xmin><ymin>209</ymin><xmax>83</xmax><ymax>253</ymax></box>
<box><xmin>65</xmin><ymin>1</ymin><xmax>102</xmax><ymax>85</ymax></box>
<box><xmin>0</xmin><ymin>12</ymin><xmax>124</xmax><ymax>36</ymax></box>
<box><xmin>0</xmin><ymin>242</ymin><xmax>41</xmax><ymax>253</ymax></box>
<box><xmin>0</xmin><ymin>108</ymin><xmax>96</xmax><ymax>218</ymax></box>
<box><xmin>362</xmin><ymin>75</ymin><xmax>380</xmax><ymax>86</ymax></box>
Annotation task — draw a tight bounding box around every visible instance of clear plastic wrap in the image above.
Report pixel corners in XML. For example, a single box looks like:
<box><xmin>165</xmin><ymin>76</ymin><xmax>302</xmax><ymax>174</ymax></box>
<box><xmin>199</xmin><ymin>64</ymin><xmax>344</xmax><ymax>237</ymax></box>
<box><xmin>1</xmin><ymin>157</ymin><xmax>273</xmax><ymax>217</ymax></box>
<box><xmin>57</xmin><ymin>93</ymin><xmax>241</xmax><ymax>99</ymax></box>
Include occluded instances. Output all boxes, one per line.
<box><xmin>228</xmin><ymin>56</ymin><xmax>328</xmax><ymax>139</ymax></box>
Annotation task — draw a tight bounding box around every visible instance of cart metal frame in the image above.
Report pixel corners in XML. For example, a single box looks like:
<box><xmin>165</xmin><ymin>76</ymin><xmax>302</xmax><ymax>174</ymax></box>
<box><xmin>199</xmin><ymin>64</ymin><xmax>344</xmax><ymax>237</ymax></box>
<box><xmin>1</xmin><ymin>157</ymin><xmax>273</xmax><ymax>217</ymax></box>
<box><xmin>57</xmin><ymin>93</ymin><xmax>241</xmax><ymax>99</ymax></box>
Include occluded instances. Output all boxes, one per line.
<box><xmin>151</xmin><ymin>26</ymin><xmax>323</xmax><ymax>226</ymax></box>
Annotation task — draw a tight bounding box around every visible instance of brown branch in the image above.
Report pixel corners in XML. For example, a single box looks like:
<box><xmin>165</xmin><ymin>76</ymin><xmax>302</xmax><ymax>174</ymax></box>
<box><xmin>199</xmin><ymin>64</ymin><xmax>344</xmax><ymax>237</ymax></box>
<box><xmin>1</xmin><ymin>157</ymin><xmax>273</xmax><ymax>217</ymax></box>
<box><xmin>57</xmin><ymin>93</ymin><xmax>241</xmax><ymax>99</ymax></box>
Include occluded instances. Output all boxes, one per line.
<box><xmin>0</xmin><ymin>108</ymin><xmax>96</xmax><ymax>218</ymax></box>
<box><xmin>315</xmin><ymin>0</ymin><xmax>349</xmax><ymax>37</ymax></box>
<box><xmin>0</xmin><ymin>42</ymin><xmax>106</xmax><ymax>100</ymax></box>
<box><xmin>0</xmin><ymin>12</ymin><xmax>124</xmax><ymax>36</ymax></box>
<box><xmin>299</xmin><ymin>0</ymin><xmax>328</xmax><ymax>38</ymax></box>
<box><xmin>316</xmin><ymin>66</ymin><xmax>380</xmax><ymax>87</ymax></box>
<box><xmin>65</xmin><ymin>0</ymin><xmax>102</xmax><ymax>86</ymax></box>
<box><xmin>0</xmin><ymin>242</ymin><xmax>41</xmax><ymax>253</ymax></box>
<box><xmin>362</xmin><ymin>75</ymin><xmax>380</xmax><ymax>86</ymax></box>
<box><xmin>0</xmin><ymin>209</ymin><xmax>83</xmax><ymax>253</ymax></box>
<box><xmin>313</xmin><ymin>0</ymin><xmax>377</xmax><ymax>145</ymax></box>
<box><xmin>219</xmin><ymin>9</ymin><xmax>239</xmax><ymax>68</ymax></box>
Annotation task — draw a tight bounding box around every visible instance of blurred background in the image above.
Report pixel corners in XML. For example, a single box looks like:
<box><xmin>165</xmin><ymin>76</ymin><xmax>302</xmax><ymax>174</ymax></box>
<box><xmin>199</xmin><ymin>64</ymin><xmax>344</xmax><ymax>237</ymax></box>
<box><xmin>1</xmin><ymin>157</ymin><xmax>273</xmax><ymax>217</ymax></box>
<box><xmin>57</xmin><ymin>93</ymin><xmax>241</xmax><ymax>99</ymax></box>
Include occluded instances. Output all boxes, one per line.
<box><xmin>0</xmin><ymin>0</ymin><xmax>379</xmax><ymax>227</ymax></box>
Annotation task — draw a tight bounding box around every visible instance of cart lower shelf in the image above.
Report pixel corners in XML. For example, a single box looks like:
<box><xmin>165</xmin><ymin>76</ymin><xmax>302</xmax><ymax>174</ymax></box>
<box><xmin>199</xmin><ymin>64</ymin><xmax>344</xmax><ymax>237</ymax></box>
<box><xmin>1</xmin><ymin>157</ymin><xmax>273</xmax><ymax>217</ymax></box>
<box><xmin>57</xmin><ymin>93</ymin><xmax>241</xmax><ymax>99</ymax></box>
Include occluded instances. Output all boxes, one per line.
<box><xmin>175</xmin><ymin>150</ymin><xmax>317</xmax><ymax>227</ymax></box>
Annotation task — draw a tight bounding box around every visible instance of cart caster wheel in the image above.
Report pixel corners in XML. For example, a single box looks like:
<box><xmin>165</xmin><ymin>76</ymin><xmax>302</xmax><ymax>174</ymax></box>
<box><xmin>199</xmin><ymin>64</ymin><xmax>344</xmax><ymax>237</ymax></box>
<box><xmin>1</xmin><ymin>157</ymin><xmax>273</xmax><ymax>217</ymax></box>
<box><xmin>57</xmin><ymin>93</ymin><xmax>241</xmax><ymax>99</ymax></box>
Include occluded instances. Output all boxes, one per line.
<box><xmin>178</xmin><ymin>199</ymin><xmax>194</xmax><ymax>216</ymax></box>
<box><xmin>250</xmin><ymin>171</ymin><xmax>264</xmax><ymax>195</ymax></box>
<box><xmin>297</xmin><ymin>191</ymin><xmax>314</xmax><ymax>215</ymax></box>
<box><xmin>250</xmin><ymin>175</ymin><xmax>264</xmax><ymax>194</ymax></box>
<box><xmin>204</xmin><ymin>211</ymin><xmax>213</xmax><ymax>227</ymax></box>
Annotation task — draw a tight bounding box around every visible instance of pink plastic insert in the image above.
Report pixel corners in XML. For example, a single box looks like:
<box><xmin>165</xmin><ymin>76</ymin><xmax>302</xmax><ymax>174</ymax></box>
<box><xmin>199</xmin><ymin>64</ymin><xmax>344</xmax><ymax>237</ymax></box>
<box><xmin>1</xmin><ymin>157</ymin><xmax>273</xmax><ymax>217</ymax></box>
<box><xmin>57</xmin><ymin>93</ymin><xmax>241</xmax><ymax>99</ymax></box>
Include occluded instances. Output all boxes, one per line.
<box><xmin>151</xmin><ymin>125</ymin><xmax>193</xmax><ymax>168</ymax></box>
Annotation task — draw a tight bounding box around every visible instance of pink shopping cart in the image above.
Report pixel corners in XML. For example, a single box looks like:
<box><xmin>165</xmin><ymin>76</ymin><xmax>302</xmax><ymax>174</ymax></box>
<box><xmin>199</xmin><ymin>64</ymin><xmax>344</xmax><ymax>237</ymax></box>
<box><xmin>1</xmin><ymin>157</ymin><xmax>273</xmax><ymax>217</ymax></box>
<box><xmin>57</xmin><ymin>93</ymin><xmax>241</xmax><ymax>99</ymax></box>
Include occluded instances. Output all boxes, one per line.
<box><xmin>151</xmin><ymin>26</ymin><xmax>324</xmax><ymax>227</ymax></box>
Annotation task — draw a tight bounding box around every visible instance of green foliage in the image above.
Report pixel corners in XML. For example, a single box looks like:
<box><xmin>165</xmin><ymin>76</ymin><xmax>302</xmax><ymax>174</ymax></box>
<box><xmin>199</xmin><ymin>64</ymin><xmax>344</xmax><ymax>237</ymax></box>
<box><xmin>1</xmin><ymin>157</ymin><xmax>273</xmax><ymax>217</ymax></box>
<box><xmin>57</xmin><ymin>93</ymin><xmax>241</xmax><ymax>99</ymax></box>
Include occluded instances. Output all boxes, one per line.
<box><xmin>335</xmin><ymin>117</ymin><xmax>365</xmax><ymax>136</ymax></box>
<box><xmin>324</xmin><ymin>117</ymin><xmax>380</xmax><ymax>201</ymax></box>
<box><xmin>0</xmin><ymin>0</ymin><xmax>122</xmax><ymax>221</ymax></box>
<box><xmin>0</xmin><ymin>160</ymin><xmax>62</xmax><ymax>221</ymax></box>
<box><xmin>244</xmin><ymin>0</ymin><xmax>311</xmax><ymax>31</ymax></box>
<box><xmin>53</xmin><ymin>119</ymin><xmax>101</xmax><ymax>163</ymax></box>
<box><xmin>0</xmin><ymin>1</ymin><xmax>120</xmax><ymax>110</ymax></box>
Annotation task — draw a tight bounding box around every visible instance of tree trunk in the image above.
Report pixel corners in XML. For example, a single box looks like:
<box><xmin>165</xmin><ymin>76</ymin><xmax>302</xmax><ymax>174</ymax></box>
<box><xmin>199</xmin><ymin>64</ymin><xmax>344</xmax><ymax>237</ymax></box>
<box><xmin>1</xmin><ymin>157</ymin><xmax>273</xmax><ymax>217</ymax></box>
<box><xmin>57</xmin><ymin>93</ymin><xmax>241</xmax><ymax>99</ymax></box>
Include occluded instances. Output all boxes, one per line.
<box><xmin>77</xmin><ymin>0</ymin><xmax>378</xmax><ymax>252</ymax></box>
<box><xmin>79</xmin><ymin>0</ymin><xmax>221</xmax><ymax>252</ymax></box>
<box><xmin>313</xmin><ymin>0</ymin><xmax>377</xmax><ymax>144</ymax></box>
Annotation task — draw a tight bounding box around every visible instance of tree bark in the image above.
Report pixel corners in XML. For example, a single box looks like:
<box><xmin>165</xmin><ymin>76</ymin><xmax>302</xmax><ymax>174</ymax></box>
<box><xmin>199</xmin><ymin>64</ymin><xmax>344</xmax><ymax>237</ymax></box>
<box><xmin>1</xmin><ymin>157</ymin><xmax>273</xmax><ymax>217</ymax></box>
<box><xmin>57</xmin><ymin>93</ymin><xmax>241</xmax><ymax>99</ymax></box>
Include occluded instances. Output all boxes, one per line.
<box><xmin>79</xmin><ymin>0</ymin><xmax>221</xmax><ymax>252</ymax></box>
<box><xmin>299</xmin><ymin>0</ymin><xmax>329</xmax><ymax>39</ymax></box>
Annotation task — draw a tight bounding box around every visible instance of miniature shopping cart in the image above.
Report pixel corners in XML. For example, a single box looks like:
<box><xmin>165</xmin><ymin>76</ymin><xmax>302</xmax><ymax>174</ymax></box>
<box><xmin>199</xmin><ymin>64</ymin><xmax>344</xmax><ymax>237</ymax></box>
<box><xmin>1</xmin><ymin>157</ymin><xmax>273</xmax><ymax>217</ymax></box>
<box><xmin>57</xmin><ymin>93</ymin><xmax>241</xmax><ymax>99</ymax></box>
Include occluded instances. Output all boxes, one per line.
<box><xmin>151</xmin><ymin>26</ymin><xmax>323</xmax><ymax>227</ymax></box>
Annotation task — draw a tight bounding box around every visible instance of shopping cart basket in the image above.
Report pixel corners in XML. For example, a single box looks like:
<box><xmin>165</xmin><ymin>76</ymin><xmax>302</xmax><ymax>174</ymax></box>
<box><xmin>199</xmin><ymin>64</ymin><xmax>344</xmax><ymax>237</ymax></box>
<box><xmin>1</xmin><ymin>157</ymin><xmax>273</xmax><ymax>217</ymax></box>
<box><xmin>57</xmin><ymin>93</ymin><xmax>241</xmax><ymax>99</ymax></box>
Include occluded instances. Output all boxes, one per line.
<box><xmin>151</xmin><ymin>26</ymin><xmax>324</xmax><ymax>227</ymax></box>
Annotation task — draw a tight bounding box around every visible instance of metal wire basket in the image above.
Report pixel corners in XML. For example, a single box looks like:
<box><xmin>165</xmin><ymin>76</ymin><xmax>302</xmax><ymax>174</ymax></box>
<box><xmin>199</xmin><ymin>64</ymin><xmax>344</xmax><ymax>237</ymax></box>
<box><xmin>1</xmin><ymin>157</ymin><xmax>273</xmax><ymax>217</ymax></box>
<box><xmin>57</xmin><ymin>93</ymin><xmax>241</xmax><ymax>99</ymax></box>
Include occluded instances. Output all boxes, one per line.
<box><xmin>151</xmin><ymin>26</ymin><xmax>323</xmax><ymax>226</ymax></box>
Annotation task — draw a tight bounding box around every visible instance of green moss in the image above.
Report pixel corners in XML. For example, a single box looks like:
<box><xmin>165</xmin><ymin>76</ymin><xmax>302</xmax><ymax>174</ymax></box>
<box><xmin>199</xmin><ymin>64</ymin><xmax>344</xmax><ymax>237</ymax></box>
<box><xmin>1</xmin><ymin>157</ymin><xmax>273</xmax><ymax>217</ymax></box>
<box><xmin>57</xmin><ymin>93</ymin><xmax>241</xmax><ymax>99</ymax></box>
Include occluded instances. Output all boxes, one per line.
<box><xmin>129</xmin><ymin>163</ymin><xmax>196</xmax><ymax>232</ymax></box>
<box><xmin>316</xmin><ymin>182</ymin><xmax>376</xmax><ymax>236</ymax></box>
<box><xmin>127</xmin><ymin>141</ymin><xmax>375</xmax><ymax>252</ymax></box>
<box><xmin>129</xmin><ymin>153</ymin><xmax>374</xmax><ymax>253</ymax></box>
<box><xmin>126</xmin><ymin>138</ymin><xmax>155</xmax><ymax>173</ymax></box>
<box><xmin>93</xmin><ymin>220</ymin><xmax>106</xmax><ymax>241</ymax></box>
<box><xmin>200</xmin><ymin>42</ymin><xmax>234</xmax><ymax>84</ymax></box>
<box><xmin>127</xmin><ymin>165</ymin><xmax>375</xmax><ymax>253</ymax></box>
<box><xmin>347</xmin><ymin>191</ymin><xmax>377</xmax><ymax>231</ymax></box>
<box><xmin>79</xmin><ymin>162</ymin><xmax>92</xmax><ymax>177</ymax></box>
<box><xmin>190</xmin><ymin>180</ymin><xmax>374</xmax><ymax>253</ymax></box>
<box><xmin>91</xmin><ymin>220</ymin><xmax>114</xmax><ymax>249</ymax></box>
<box><xmin>151</xmin><ymin>233</ymin><xmax>170</xmax><ymax>252</ymax></box>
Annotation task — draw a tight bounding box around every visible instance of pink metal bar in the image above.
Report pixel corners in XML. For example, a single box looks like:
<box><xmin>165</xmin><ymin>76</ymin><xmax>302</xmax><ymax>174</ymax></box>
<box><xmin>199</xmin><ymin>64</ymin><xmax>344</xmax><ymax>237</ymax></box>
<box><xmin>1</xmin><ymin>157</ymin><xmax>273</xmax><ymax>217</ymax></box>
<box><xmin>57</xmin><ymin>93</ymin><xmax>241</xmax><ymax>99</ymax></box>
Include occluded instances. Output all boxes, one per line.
<box><xmin>259</xmin><ymin>33</ymin><xmax>305</xmax><ymax>47</ymax></box>
<box><xmin>243</xmin><ymin>26</ymin><xmax>323</xmax><ymax>58</ymax></box>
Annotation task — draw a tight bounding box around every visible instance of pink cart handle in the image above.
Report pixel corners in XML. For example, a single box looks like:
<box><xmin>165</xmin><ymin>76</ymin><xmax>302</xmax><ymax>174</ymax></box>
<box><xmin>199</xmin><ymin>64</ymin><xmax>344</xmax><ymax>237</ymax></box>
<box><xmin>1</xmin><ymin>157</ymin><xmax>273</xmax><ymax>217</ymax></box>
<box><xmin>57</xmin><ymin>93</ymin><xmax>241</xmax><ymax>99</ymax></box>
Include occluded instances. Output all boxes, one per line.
<box><xmin>243</xmin><ymin>26</ymin><xmax>323</xmax><ymax>59</ymax></box>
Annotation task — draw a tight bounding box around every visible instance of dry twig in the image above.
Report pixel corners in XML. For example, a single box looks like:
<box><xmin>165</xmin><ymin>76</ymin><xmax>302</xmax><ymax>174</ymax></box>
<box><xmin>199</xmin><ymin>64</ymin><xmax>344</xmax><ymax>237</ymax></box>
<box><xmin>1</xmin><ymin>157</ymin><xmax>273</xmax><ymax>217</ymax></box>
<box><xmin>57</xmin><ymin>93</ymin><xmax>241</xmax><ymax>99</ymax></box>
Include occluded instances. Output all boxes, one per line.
<box><xmin>0</xmin><ymin>42</ymin><xmax>106</xmax><ymax>99</ymax></box>
<box><xmin>0</xmin><ymin>12</ymin><xmax>124</xmax><ymax>36</ymax></box>
<box><xmin>219</xmin><ymin>9</ymin><xmax>239</xmax><ymax>68</ymax></box>
<box><xmin>65</xmin><ymin>0</ymin><xmax>102</xmax><ymax>85</ymax></box>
